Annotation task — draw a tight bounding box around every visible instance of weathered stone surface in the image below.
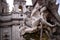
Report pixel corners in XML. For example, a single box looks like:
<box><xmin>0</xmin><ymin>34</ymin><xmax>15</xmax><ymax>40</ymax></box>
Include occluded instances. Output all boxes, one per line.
<box><xmin>0</xmin><ymin>0</ymin><xmax>60</xmax><ymax>40</ymax></box>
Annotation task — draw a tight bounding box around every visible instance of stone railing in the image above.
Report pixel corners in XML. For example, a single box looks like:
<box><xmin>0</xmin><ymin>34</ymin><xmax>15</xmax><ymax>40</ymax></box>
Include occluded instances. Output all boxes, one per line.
<box><xmin>0</xmin><ymin>21</ymin><xmax>20</xmax><ymax>26</ymax></box>
<box><xmin>0</xmin><ymin>15</ymin><xmax>12</xmax><ymax>21</ymax></box>
<box><xmin>0</xmin><ymin>12</ymin><xmax>23</xmax><ymax>26</ymax></box>
<box><xmin>0</xmin><ymin>13</ymin><xmax>23</xmax><ymax>21</ymax></box>
<box><xmin>12</xmin><ymin>13</ymin><xmax>23</xmax><ymax>19</ymax></box>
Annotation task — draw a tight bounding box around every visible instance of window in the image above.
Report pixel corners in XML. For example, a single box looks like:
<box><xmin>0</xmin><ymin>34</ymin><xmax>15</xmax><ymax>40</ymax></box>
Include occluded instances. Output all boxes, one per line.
<box><xmin>2</xmin><ymin>8</ymin><xmax>4</xmax><ymax>13</ymax></box>
<box><xmin>19</xmin><ymin>5</ymin><xmax>22</xmax><ymax>11</ymax></box>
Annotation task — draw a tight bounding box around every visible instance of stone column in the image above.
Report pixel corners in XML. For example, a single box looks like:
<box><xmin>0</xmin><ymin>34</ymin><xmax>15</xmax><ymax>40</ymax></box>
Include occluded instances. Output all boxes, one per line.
<box><xmin>12</xmin><ymin>25</ymin><xmax>20</xmax><ymax>40</ymax></box>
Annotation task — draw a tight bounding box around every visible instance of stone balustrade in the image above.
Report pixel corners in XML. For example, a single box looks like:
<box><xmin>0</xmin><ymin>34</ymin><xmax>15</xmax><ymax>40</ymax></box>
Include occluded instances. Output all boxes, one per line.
<box><xmin>0</xmin><ymin>13</ymin><xmax>23</xmax><ymax>26</ymax></box>
<box><xmin>0</xmin><ymin>15</ymin><xmax>12</xmax><ymax>21</ymax></box>
<box><xmin>12</xmin><ymin>13</ymin><xmax>22</xmax><ymax>19</ymax></box>
<box><xmin>0</xmin><ymin>20</ymin><xmax>20</xmax><ymax>26</ymax></box>
<box><xmin>0</xmin><ymin>13</ymin><xmax>23</xmax><ymax>21</ymax></box>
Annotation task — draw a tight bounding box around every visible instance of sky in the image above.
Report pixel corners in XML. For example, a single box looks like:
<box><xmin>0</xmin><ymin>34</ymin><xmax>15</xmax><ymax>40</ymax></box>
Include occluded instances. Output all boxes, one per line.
<box><xmin>6</xmin><ymin>0</ymin><xmax>60</xmax><ymax>15</ymax></box>
<box><xmin>56</xmin><ymin>0</ymin><xmax>60</xmax><ymax>15</ymax></box>
<box><xmin>26</xmin><ymin>0</ymin><xmax>32</xmax><ymax>5</ymax></box>
<box><xmin>6</xmin><ymin>0</ymin><xmax>14</xmax><ymax>12</ymax></box>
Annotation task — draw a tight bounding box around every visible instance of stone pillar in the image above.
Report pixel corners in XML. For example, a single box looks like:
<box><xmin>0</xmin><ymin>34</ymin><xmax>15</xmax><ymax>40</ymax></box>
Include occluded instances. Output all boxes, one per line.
<box><xmin>12</xmin><ymin>25</ymin><xmax>20</xmax><ymax>40</ymax></box>
<box><xmin>0</xmin><ymin>27</ymin><xmax>12</xmax><ymax>40</ymax></box>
